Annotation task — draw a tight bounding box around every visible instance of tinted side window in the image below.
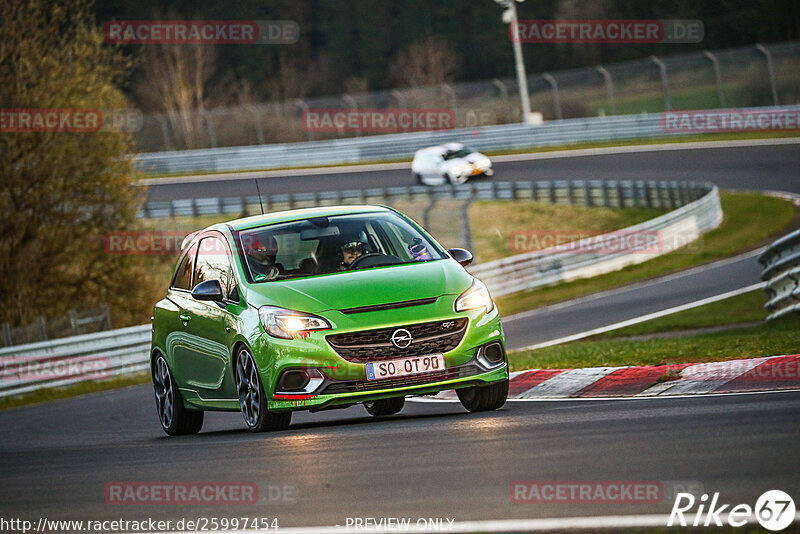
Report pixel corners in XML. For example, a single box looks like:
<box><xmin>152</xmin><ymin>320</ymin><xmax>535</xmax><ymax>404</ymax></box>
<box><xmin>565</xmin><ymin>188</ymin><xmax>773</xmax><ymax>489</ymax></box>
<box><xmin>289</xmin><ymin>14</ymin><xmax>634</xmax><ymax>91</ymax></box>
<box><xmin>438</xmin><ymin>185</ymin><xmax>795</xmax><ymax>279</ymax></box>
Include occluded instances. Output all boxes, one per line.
<box><xmin>194</xmin><ymin>237</ymin><xmax>231</xmax><ymax>297</ymax></box>
<box><xmin>171</xmin><ymin>244</ymin><xmax>197</xmax><ymax>290</ymax></box>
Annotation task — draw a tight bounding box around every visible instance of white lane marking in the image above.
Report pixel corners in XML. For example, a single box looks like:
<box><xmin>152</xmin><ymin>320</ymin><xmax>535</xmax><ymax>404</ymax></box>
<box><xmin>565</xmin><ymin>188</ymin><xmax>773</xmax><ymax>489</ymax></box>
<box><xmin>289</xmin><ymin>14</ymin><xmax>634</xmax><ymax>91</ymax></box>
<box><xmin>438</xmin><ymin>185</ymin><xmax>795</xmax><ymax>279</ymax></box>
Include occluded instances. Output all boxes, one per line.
<box><xmin>406</xmin><ymin>385</ymin><xmax>800</xmax><ymax>402</ymax></box>
<box><xmin>637</xmin><ymin>357</ymin><xmax>772</xmax><ymax>396</ymax></box>
<box><xmin>147</xmin><ymin>510</ymin><xmax>800</xmax><ymax>533</ymax></box>
<box><xmin>510</xmin><ymin>282</ymin><xmax>765</xmax><ymax>352</ymax></box>
<box><xmin>503</xmin><ymin>247</ymin><xmax>765</xmax><ymax>324</ymax></box>
<box><xmin>518</xmin><ymin>367</ymin><xmax>623</xmax><ymax>398</ymax></box>
<box><xmin>489</xmin><ymin>136</ymin><xmax>800</xmax><ymax>164</ymax></box>
<box><xmin>136</xmin><ymin>136</ymin><xmax>800</xmax><ymax>186</ymax></box>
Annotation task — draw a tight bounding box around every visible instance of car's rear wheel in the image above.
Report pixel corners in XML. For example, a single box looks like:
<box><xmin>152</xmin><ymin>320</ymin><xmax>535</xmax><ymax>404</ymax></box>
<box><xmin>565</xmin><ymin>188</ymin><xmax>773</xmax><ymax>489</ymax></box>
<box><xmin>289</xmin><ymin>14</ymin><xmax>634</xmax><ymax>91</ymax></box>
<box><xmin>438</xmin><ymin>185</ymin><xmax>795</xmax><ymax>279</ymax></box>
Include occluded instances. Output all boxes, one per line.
<box><xmin>234</xmin><ymin>346</ymin><xmax>292</xmax><ymax>432</ymax></box>
<box><xmin>153</xmin><ymin>355</ymin><xmax>204</xmax><ymax>436</ymax></box>
<box><xmin>457</xmin><ymin>379</ymin><xmax>509</xmax><ymax>412</ymax></box>
<box><xmin>363</xmin><ymin>397</ymin><xmax>405</xmax><ymax>416</ymax></box>
<box><xmin>448</xmin><ymin>172</ymin><xmax>469</xmax><ymax>185</ymax></box>
<box><xmin>414</xmin><ymin>173</ymin><xmax>425</xmax><ymax>185</ymax></box>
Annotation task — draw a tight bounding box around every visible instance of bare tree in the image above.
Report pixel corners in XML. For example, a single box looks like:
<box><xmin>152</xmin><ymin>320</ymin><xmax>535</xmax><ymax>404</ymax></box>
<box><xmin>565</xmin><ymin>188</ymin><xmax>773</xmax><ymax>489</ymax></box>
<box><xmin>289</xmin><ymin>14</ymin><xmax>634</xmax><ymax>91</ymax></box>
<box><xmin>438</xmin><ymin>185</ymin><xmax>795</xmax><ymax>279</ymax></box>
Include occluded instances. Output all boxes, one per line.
<box><xmin>135</xmin><ymin>44</ymin><xmax>217</xmax><ymax>149</ymax></box>
<box><xmin>387</xmin><ymin>35</ymin><xmax>460</xmax><ymax>88</ymax></box>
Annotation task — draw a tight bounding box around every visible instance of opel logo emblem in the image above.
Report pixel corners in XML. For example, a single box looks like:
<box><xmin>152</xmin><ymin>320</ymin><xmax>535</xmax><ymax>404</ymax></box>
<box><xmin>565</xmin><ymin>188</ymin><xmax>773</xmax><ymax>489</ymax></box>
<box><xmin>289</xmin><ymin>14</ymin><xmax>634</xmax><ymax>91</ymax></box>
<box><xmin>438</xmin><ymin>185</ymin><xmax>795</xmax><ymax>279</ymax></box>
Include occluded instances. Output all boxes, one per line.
<box><xmin>390</xmin><ymin>328</ymin><xmax>413</xmax><ymax>349</ymax></box>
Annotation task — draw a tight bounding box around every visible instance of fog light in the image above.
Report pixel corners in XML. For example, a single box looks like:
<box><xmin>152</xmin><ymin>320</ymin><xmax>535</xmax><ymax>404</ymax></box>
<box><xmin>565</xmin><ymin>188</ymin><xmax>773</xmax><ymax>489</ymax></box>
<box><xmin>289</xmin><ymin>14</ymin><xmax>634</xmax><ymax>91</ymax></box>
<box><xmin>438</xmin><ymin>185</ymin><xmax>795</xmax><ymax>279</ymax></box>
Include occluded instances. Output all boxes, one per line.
<box><xmin>278</xmin><ymin>369</ymin><xmax>310</xmax><ymax>391</ymax></box>
<box><xmin>477</xmin><ymin>342</ymin><xmax>505</xmax><ymax>369</ymax></box>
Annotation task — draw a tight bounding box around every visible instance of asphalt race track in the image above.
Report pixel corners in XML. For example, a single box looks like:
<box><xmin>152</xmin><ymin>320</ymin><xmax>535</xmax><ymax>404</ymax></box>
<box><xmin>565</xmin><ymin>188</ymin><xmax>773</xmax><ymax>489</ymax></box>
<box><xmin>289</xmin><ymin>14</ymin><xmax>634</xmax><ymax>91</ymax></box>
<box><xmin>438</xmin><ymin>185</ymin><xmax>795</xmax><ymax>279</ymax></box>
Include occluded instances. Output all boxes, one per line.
<box><xmin>1</xmin><ymin>386</ymin><xmax>799</xmax><ymax>529</ymax></box>
<box><xmin>142</xmin><ymin>141</ymin><xmax>800</xmax><ymax>201</ymax></box>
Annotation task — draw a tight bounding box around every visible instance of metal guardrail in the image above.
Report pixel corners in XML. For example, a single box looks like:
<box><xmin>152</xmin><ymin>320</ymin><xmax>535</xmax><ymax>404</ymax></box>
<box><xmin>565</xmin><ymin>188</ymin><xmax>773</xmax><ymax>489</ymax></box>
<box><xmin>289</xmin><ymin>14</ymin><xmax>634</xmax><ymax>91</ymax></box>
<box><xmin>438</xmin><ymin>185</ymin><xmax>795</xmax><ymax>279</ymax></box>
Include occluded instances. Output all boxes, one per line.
<box><xmin>760</xmin><ymin>228</ymin><xmax>800</xmax><ymax>320</ymax></box>
<box><xmin>469</xmin><ymin>183</ymin><xmax>722</xmax><ymax>296</ymax></box>
<box><xmin>2</xmin><ymin>180</ymin><xmax>717</xmax><ymax>398</ymax></box>
<box><xmin>0</xmin><ymin>325</ymin><xmax>150</xmax><ymax>398</ymax></box>
<box><xmin>134</xmin><ymin>105</ymin><xmax>800</xmax><ymax>175</ymax></box>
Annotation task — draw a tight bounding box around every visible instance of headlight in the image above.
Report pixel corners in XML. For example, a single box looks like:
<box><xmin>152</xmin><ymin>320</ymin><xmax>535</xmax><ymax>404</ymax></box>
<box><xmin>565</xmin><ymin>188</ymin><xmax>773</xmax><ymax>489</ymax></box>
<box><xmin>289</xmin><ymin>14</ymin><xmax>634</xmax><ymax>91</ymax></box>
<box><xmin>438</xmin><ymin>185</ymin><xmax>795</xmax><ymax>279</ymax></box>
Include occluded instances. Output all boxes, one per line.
<box><xmin>454</xmin><ymin>279</ymin><xmax>494</xmax><ymax>314</ymax></box>
<box><xmin>450</xmin><ymin>166</ymin><xmax>464</xmax><ymax>176</ymax></box>
<box><xmin>477</xmin><ymin>157</ymin><xmax>491</xmax><ymax>168</ymax></box>
<box><xmin>258</xmin><ymin>306</ymin><xmax>332</xmax><ymax>339</ymax></box>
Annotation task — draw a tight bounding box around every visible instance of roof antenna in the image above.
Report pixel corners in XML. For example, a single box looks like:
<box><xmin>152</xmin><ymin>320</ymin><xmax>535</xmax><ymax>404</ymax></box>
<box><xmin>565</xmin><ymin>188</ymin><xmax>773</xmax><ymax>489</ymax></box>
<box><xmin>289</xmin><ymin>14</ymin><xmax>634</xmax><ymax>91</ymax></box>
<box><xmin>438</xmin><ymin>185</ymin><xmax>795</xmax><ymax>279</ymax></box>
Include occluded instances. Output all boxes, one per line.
<box><xmin>254</xmin><ymin>179</ymin><xmax>265</xmax><ymax>215</ymax></box>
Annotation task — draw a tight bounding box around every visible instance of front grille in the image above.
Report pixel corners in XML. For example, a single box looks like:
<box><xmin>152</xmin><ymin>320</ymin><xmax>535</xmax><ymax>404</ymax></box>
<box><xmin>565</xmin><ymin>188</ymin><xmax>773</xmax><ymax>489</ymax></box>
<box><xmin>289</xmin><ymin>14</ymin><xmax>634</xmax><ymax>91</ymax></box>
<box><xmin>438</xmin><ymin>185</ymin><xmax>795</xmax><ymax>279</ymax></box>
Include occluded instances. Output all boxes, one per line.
<box><xmin>320</xmin><ymin>363</ymin><xmax>481</xmax><ymax>394</ymax></box>
<box><xmin>326</xmin><ymin>318</ymin><xmax>468</xmax><ymax>363</ymax></box>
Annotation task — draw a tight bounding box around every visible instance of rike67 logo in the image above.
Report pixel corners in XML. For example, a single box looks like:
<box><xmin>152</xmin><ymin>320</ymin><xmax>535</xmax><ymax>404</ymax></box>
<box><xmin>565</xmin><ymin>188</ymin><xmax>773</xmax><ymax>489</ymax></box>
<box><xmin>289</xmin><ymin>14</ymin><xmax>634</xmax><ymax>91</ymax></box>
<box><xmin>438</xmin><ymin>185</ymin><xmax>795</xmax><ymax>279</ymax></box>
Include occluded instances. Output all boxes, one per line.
<box><xmin>669</xmin><ymin>490</ymin><xmax>796</xmax><ymax>531</ymax></box>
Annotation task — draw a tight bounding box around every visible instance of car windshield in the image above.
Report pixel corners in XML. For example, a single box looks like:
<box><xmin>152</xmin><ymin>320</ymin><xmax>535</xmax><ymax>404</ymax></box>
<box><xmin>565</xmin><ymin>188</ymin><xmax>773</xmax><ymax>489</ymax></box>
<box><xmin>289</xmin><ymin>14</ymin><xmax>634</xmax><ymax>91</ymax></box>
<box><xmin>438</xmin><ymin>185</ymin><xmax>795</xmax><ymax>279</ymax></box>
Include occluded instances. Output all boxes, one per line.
<box><xmin>443</xmin><ymin>146</ymin><xmax>475</xmax><ymax>160</ymax></box>
<box><xmin>238</xmin><ymin>211</ymin><xmax>447</xmax><ymax>282</ymax></box>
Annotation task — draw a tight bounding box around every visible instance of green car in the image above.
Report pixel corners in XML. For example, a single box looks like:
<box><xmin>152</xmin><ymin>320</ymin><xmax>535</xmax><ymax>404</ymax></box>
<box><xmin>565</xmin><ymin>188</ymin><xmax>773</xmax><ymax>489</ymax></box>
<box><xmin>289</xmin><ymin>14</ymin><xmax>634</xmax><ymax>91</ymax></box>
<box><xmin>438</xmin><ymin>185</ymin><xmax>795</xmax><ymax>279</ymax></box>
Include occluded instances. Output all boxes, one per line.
<box><xmin>150</xmin><ymin>205</ymin><xmax>508</xmax><ymax>435</ymax></box>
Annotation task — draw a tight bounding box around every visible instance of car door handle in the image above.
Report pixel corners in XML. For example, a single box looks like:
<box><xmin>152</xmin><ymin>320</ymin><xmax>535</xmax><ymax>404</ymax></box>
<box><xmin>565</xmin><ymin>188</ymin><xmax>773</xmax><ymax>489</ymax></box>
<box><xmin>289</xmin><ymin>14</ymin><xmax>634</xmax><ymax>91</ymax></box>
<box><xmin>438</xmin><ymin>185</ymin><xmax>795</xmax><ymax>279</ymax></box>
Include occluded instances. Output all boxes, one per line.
<box><xmin>179</xmin><ymin>314</ymin><xmax>191</xmax><ymax>323</ymax></box>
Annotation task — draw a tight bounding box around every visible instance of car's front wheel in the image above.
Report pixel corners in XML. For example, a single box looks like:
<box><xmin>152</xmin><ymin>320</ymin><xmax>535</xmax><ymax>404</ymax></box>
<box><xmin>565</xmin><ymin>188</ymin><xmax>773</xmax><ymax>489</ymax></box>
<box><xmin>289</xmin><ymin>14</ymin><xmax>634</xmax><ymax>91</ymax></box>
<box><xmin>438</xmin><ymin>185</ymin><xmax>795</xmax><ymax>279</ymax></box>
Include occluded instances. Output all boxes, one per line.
<box><xmin>363</xmin><ymin>397</ymin><xmax>405</xmax><ymax>416</ymax></box>
<box><xmin>153</xmin><ymin>355</ymin><xmax>204</xmax><ymax>436</ymax></box>
<box><xmin>234</xmin><ymin>346</ymin><xmax>291</xmax><ymax>432</ymax></box>
<box><xmin>457</xmin><ymin>379</ymin><xmax>509</xmax><ymax>412</ymax></box>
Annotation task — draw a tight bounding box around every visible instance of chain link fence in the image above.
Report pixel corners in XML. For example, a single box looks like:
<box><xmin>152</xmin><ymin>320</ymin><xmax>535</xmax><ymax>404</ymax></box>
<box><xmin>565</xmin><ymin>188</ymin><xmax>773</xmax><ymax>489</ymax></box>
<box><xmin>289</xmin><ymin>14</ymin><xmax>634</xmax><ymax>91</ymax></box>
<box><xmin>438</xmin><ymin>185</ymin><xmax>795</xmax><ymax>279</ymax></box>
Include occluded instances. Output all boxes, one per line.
<box><xmin>133</xmin><ymin>41</ymin><xmax>800</xmax><ymax>153</ymax></box>
<box><xmin>1</xmin><ymin>306</ymin><xmax>112</xmax><ymax>348</ymax></box>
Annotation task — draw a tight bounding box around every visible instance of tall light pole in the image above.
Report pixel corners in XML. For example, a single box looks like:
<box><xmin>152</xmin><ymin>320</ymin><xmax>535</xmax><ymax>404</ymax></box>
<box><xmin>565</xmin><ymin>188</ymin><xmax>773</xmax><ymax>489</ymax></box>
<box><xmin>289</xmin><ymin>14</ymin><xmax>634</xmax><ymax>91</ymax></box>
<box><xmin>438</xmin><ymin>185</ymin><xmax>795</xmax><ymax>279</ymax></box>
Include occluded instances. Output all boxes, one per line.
<box><xmin>495</xmin><ymin>0</ymin><xmax>531</xmax><ymax>122</ymax></box>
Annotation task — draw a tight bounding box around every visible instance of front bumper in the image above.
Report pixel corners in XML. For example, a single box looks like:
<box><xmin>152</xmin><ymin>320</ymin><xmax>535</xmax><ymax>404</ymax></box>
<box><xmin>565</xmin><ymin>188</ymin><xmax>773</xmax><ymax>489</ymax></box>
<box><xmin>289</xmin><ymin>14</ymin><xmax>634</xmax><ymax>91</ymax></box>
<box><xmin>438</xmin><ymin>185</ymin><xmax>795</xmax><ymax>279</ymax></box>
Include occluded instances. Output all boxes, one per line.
<box><xmin>254</xmin><ymin>302</ymin><xmax>507</xmax><ymax>411</ymax></box>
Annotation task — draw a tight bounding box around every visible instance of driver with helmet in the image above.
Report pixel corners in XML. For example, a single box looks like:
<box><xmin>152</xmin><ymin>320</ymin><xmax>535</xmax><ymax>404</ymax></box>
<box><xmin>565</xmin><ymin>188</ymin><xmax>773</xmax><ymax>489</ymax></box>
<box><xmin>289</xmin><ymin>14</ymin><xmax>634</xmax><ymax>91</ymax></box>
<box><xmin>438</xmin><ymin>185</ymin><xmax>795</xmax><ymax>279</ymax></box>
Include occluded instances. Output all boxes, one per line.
<box><xmin>244</xmin><ymin>235</ymin><xmax>283</xmax><ymax>280</ymax></box>
<box><xmin>339</xmin><ymin>239</ymin><xmax>368</xmax><ymax>270</ymax></box>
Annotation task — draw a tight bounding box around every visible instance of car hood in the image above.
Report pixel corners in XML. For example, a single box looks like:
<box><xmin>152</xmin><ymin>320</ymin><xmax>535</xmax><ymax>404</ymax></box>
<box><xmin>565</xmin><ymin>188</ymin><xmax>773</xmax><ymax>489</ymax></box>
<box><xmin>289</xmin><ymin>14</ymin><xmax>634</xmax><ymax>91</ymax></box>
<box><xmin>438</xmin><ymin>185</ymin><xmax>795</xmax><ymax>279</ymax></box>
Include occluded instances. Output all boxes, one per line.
<box><xmin>245</xmin><ymin>259</ymin><xmax>473</xmax><ymax>313</ymax></box>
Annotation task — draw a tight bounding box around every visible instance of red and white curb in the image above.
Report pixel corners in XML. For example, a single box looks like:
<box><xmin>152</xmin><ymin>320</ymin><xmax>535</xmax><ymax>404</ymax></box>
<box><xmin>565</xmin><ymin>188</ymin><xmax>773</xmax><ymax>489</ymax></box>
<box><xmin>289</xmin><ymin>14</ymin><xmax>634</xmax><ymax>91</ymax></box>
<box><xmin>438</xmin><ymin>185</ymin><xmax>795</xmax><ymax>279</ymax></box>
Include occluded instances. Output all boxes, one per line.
<box><xmin>429</xmin><ymin>355</ymin><xmax>800</xmax><ymax>400</ymax></box>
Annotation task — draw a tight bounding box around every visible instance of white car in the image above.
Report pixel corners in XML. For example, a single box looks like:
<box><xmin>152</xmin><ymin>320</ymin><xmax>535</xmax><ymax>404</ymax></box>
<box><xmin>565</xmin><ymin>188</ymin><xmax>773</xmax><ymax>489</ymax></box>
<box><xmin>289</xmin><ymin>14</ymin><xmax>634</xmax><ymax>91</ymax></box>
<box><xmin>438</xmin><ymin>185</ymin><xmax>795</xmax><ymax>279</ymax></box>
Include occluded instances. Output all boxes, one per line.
<box><xmin>411</xmin><ymin>143</ymin><xmax>494</xmax><ymax>185</ymax></box>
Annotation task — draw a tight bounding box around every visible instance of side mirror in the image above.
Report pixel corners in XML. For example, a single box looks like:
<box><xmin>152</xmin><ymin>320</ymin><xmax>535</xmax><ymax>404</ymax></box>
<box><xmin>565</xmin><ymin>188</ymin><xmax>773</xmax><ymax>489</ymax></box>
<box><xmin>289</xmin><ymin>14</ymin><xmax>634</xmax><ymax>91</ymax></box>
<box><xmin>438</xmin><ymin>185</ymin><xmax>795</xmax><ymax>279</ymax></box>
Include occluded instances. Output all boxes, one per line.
<box><xmin>448</xmin><ymin>248</ymin><xmax>473</xmax><ymax>267</ymax></box>
<box><xmin>191</xmin><ymin>279</ymin><xmax>224</xmax><ymax>301</ymax></box>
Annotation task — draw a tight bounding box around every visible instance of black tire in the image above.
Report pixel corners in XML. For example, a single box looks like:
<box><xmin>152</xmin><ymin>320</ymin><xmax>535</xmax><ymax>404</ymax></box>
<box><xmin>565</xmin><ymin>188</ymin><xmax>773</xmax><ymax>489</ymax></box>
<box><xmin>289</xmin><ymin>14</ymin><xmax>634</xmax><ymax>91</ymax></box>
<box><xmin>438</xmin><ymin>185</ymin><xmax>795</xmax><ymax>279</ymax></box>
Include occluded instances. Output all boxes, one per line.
<box><xmin>234</xmin><ymin>346</ymin><xmax>292</xmax><ymax>432</ymax></box>
<box><xmin>363</xmin><ymin>397</ymin><xmax>405</xmax><ymax>416</ymax></box>
<box><xmin>414</xmin><ymin>173</ymin><xmax>425</xmax><ymax>185</ymax></box>
<box><xmin>456</xmin><ymin>379</ymin><xmax>509</xmax><ymax>412</ymax></box>
<box><xmin>153</xmin><ymin>355</ymin><xmax>204</xmax><ymax>436</ymax></box>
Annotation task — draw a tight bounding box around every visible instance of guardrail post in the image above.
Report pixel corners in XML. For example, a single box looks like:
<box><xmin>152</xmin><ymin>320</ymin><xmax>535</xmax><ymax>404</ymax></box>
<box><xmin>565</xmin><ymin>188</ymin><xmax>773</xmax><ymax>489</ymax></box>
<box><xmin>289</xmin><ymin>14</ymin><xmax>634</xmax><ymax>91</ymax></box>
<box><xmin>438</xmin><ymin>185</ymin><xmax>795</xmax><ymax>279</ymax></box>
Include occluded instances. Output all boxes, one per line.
<box><xmin>594</xmin><ymin>65</ymin><xmax>617</xmax><ymax>115</ymax></box>
<box><xmin>442</xmin><ymin>84</ymin><xmax>458</xmax><ymax>125</ymax></box>
<box><xmin>248</xmin><ymin>105</ymin><xmax>266</xmax><ymax>145</ymax></box>
<box><xmin>203</xmin><ymin>110</ymin><xmax>218</xmax><ymax>148</ymax></box>
<box><xmin>461</xmin><ymin>197</ymin><xmax>475</xmax><ymax>257</ymax></box>
<box><xmin>601</xmin><ymin>182</ymin><xmax>610</xmax><ymax>207</ymax></box>
<box><xmin>492</xmin><ymin>78</ymin><xmax>512</xmax><ymax>123</ymax></box>
<box><xmin>69</xmin><ymin>309</ymin><xmax>80</xmax><ymax>336</ymax></box>
<box><xmin>2</xmin><ymin>323</ymin><xmax>12</xmax><ymax>347</ymax></box>
<box><xmin>342</xmin><ymin>94</ymin><xmax>360</xmax><ymax>136</ymax></box>
<box><xmin>668</xmin><ymin>182</ymin><xmax>678</xmax><ymax>209</ymax></box>
<box><xmin>616</xmin><ymin>181</ymin><xmax>624</xmax><ymax>208</ymax></box>
<box><xmin>583</xmin><ymin>181</ymin><xmax>592</xmax><ymax>207</ymax></box>
<box><xmin>644</xmin><ymin>181</ymin><xmax>653</xmax><ymax>208</ymax></box>
<box><xmin>703</xmin><ymin>51</ymin><xmax>726</xmax><ymax>108</ymax></box>
<box><xmin>542</xmin><ymin>73</ymin><xmax>562</xmax><ymax>120</ymax></box>
<box><xmin>650</xmin><ymin>56</ymin><xmax>672</xmax><ymax>111</ymax></box>
<box><xmin>567</xmin><ymin>181</ymin><xmax>575</xmax><ymax>204</ymax></box>
<box><xmin>548</xmin><ymin>181</ymin><xmax>556</xmax><ymax>204</ymax></box>
<box><xmin>37</xmin><ymin>316</ymin><xmax>48</xmax><ymax>341</ymax></box>
<box><xmin>755</xmin><ymin>44</ymin><xmax>780</xmax><ymax>106</ymax></box>
<box><xmin>158</xmin><ymin>115</ymin><xmax>173</xmax><ymax>151</ymax></box>
<box><xmin>190</xmin><ymin>199</ymin><xmax>198</xmax><ymax>217</ymax></box>
<box><xmin>423</xmin><ymin>196</ymin><xmax>437</xmax><ymax>229</ymax></box>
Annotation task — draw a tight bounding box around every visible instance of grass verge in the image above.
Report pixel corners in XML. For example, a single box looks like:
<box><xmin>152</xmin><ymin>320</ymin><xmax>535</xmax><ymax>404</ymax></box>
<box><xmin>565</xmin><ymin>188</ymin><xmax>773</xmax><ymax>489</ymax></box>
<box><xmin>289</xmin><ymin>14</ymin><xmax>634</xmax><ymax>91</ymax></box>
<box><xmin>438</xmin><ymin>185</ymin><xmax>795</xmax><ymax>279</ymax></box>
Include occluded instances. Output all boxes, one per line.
<box><xmin>594</xmin><ymin>290</ymin><xmax>768</xmax><ymax>338</ymax></box>
<box><xmin>508</xmin><ymin>314</ymin><xmax>800</xmax><ymax>372</ymax></box>
<box><xmin>0</xmin><ymin>372</ymin><xmax>150</xmax><ymax>411</ymax></box>
<box><xmin>495</xmin><ymin>192</ymin><xmax>796</xmax><ymax>316</ymax></box>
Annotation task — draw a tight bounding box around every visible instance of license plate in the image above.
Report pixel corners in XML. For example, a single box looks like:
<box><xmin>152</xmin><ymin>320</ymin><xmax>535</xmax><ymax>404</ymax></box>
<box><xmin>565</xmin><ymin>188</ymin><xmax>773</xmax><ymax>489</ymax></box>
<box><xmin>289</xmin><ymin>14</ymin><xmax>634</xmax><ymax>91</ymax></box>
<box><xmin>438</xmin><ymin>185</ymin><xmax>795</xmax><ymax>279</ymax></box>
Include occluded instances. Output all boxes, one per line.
<box><xmin>471</xmin><ymin>167</ymin><xmax>482</xmax><ymax>175</ymax></box>
<box><xmin>365</xmin><ymin>354</ymin><xmax>445</xmax><ymax>381</ymax></box>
